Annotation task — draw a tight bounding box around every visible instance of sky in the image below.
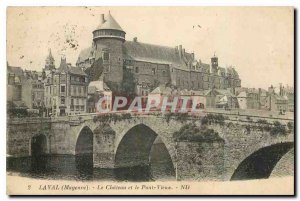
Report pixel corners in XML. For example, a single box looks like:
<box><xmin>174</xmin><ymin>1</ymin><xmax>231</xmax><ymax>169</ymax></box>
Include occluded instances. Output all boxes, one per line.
<box><xmin>6</xmin><ymin>7</ymin><xmax>294</xmax><ymax>89</ymax></box>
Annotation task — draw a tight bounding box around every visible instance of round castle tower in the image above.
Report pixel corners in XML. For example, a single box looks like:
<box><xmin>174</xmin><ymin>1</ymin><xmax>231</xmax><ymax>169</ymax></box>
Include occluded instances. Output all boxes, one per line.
<box><xmin>92</xmin><ymin>12</ymin><xmax>126</xmax><ymax>87</ymax></box>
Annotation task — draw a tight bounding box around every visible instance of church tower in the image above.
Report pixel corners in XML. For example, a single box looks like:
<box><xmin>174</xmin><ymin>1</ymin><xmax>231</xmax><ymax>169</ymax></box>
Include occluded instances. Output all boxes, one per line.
<box><xmin>92</xmin><ymin>12</ymin><xmax>126</xmax><ymax>89</ymax></box>
<box><xmin>210</xmin><ymin>53</ymin><xmax>218</xmax><ymax>74</ymax></box>
<box><xmin>45</xmin><ymin>48</ymin><xmax>55</xmax><ymax>70</ymax></box>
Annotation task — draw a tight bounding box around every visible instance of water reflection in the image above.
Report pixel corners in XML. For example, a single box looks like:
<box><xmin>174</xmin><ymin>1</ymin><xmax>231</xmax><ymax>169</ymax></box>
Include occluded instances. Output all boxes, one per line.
<box><xmin>7</xmin><ymin>144</ymin><xmax>175</xmax><ymax>181</ymax></box>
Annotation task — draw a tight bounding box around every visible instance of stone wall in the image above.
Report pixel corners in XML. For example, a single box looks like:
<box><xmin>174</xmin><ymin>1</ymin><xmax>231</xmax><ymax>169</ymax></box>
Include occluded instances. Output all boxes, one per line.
<box><xmin>95</xmin><ymin>38</ymin><xmax>124</xmax><ymax>85</ymax></box>
<box><xmin>93</xmin><ymin>124</ymin><xmax>116</xmax><ymax>168</ymax></box>
<box><xmin>7</xmin><ymin>119</ymin><xmax>51</xmax><ymax>157</ymax></box>
<box><xmin>176</xmin><ymin>141</ymin><xmax>224</xmax><ymax>181</ymax></box>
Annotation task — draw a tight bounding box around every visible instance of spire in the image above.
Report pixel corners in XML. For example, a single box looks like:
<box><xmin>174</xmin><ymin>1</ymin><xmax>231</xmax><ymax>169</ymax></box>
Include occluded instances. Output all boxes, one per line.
<box><xmin>47</xmin><ymin>48</ymin><xmax>54</xmax><ymax>61</ymax></box>
<box><xmin>49</xmin><ymin>48</ymin><xmax>53</xmax><ymax>58</ymax></box>
<box><xmin>45</xmin><ymin>48</ymin><xmax>55</xmax><ymax>70</ymax></box>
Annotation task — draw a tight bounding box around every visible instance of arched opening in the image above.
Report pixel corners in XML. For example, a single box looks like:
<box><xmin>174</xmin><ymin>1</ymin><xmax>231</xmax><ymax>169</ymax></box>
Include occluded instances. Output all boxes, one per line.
<box><xmin>75</xmin><ymin>126</ymin><xmax>94</xmax><ymax>179</ymax></box>
<box><xmin>115</xmin><ymin>124</ymin><xmax>175</xmax><ymax>181</ymax></box>
<box><xmin>149</xmin><ymin>137</ymin><xmax>176</xmax><ymax>180</ymax></box>
<box><xmin>231</xmin><ymin>142</ymin><xmax>294</xmax><ymax>180</ymax></box>
<box><xmin>31</xmin><ymin>134</ymin><xmax>48</xmax><ymax>171</ymax></box>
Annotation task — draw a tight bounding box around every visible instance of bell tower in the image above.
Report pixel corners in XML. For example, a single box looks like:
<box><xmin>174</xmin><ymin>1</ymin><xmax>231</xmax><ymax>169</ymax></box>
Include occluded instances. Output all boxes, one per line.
<box><xmin>210</xmin><ymin>53</ymin><xmax>218</xmax><ymax>74</ymax></box>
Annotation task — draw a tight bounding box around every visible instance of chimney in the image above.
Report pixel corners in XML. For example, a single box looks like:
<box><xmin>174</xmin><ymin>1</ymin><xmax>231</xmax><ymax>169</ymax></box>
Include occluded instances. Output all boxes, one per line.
<box><xmin>179</xmin><ymin>45</ymin><xmax>182</xmax><ymax>59</ymax></box>
<box><xmin>133</xmin><ymin>37</ymin><xmax>138</xmax><ymax>42</ymax></box>
<box><xmin>183</xmin><ymin>48</ymin><xmax>185</xmax><ymax>56</ymax></box>
<box><xmin>191</xmin><ymin>52</ymin><xmax>195</xmax><ymax>60</ymax></box>
<box><xmin>100</xmin><ymin>14</ymin><xmax>105</xmax><ymax>24</ymax></box>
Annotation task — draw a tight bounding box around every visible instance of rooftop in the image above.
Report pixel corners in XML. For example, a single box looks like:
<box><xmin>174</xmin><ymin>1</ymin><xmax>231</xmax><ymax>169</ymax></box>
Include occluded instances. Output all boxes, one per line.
<box><xmin>95</xmin><ymin>12</ymin><xmax>125</xmax><ymax>32</ymax></box>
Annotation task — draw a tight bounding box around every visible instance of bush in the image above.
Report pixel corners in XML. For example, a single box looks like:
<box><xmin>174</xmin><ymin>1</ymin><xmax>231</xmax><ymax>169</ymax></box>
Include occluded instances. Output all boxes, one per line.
<box><xmin>287</xmin><ymin>121</ymin><xmax>294</xmax><ymax>131</ymax></box>
<box><xmin>270</xmin><ymin>121</ymin><xmax>287</xmax><ymax>136</ymax></box>
<box><xmin>256</xmin><ymin>119</ymin><xmax>268</xmax><ymax>124</ymax></box>
<box><xmin>93</xmin><ymin>113</ymin><xmax>132</xmax><ymax>123</ymax></box>
<box><xmin>201</xmin><ymin>114</ymin><xmax>225</xmax><ymax>125</ymax></box>
<box><xmin>256</xmin><ymin>119</ymin><xmax>271</xmax><ymax>131</ymax></box>
<box><xmin>246</xmin><ymin>116</ymin><xmax>252</xmax><ymax>121</ymax></box>
<box><xmin>173</xmin><ymin>123</ymin><xmax>224</xmax><ymax>142</ymax></box>
<box><xmin>164</xmin><ymin>112</ymin><xmax>189</xmax><ymax>123</ymax></box>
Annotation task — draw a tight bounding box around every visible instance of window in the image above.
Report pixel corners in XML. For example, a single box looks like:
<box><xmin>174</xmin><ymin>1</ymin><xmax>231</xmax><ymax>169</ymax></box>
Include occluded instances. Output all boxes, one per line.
<box><xmin>78</xmin><ymin>87</ymin><xmax>81</xmax><ymax>94</ymax></box>
<box><xmin>162</xmin><ymin>70</ymin><xmax>166</xmax><ymax>76</ymax></box>
<box><xmin>73</xmin><ymin>86</ymin><xmax>76</xmax><ymax>95</ymax></box>
<box><xmin>103</xmin><ymin>52</ymin><xmax>110</xmax><ymax>61</ymax></box>
<box><xmin>71</xmin><ymin>99</ymin><xmax>74</xmax><ymax>105</ymax></box>
<box><xmin>152</xmin><ymin>68</ymin><xmax>156</xmax><ymax>75</ymax></box>
<box><xmin>61</xmin><ymin>98</ymin><xmax>65</xmax><ymax>105</ymax></box>
<box><xmin>135</xmin><ymin>67</ymin><xmax>139</xmax><ymax>73</ymax></box>
<box><xmin>61</xmin><ymin>86</ymin><xmax>65</xmax><ymax>93</ymax></box>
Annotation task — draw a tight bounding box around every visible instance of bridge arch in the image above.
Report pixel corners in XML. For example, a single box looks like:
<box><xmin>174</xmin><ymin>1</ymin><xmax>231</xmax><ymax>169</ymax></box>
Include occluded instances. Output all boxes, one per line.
<box><xmin>231</xmin><ymin>142</ymin><xmax>294</xmax><ymax>180</ymax></box>
<box><xmin>30</xmin><ymin>133</ymin><xmax>49</xmax><ymax>156</ymax></box>
<box><xmin>75</xmin><ymin>126</ymin><xmax>94</xmax><ymax>175</ymax></box>
<box><xmin>30</xmin><ymin>133</ymin><xmax>49</xmax><ymax>171</ymax></box>
<box><xmin>114</xmin><ymin>123</ymin><xmax>176</xmax><ymax>181</ymax></box>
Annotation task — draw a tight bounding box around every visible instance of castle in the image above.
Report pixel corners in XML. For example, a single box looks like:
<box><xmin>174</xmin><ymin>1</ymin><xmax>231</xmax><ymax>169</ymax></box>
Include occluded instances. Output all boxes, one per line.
<box><xmin>76</xmin><ymin>12</ymin><xmax>241</xmax><ymax>96</ymax></box>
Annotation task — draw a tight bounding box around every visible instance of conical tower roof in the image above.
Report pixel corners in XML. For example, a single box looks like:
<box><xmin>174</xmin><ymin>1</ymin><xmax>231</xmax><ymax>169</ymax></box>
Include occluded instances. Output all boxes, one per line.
<box><xmin>96</xmin><ymin>12</ymin><xmax>124</xmax><ymax>32</ymax></box>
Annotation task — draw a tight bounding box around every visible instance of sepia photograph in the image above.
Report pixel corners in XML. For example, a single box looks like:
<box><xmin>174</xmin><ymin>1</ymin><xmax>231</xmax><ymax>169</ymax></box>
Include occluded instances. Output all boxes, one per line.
<box><xmin>5</xmin><ymin>6</ymin><xmax>294</xmax><ymax>195</ymax></box>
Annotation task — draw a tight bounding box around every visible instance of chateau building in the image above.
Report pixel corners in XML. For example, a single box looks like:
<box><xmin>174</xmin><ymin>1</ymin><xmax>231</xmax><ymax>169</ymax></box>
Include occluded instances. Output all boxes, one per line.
<box><xmin>76</xmin><ymin>12</ymin><xmax>241</xmax><ymax>95</ymax></box>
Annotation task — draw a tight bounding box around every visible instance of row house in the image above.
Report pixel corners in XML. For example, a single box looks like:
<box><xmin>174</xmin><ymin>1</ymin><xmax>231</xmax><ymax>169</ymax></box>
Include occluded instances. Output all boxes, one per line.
<box><xmin>44</xmin><ymin>57</ymin><xmax>88</xmax><ymax>116</ymax></box>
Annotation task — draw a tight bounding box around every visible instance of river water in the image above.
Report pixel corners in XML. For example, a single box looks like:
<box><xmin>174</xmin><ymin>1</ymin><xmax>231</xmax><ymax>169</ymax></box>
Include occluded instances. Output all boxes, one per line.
<box><xmin>7</xmin><ymin>144</ymin><xmax>176</xmax><ymax>181</ymax></box>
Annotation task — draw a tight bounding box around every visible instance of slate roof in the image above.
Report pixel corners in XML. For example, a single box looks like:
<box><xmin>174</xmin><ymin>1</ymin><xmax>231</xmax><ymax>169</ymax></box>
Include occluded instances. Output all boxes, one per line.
<box><xmin>95</xmin><ymin>12</ymin><xmax>125</xmax><ymax>32</ymax></box>
<box><xmin>58</xmin><ymin>58</ymin><xmax>86</xmax><ymax>76</ymax></box>
<box><xmin>68</xmin><ymin>67</ymin><xmax>87</xmax><ymax>76</ymax></box>
<box><xmin>88</xmin><ymin>80</ymin><xmax>111</xmax><ymax>93</ymax></box>
<box><xmin>77</xmin><ymin>47</ymin><xmax>94</xmax><ymax>63</ymax></box>
<box><xmin>123</xmin><ymin>41</ymin><xmax>194</xmax><ymax>69</ymax></box>
<box><xmin>215</xmin><ymin>89</ymin><xmax>236</xmax><ymax>97</ymax></box>
<box><xmin>7</xmin><ymin>66</ymin><xmax>24</xmax><ymax>77</ymax></box>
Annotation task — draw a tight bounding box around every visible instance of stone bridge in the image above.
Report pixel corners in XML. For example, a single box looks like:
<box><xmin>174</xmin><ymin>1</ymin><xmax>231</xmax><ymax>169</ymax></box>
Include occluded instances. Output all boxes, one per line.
<box><xmin>7</xmin><ymin>112</ymin><xmax>294</xmax><ymax>181</ymax></box>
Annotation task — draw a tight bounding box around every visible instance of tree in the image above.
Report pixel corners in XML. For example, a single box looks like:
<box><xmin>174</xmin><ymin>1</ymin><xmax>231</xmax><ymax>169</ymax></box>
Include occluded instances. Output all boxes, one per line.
<box><xmin>121</xmin><ymin>69</ymin><xmax>136</xmax><ymax>96</ymax></box>
<box><xmin>85</xmin><ymin>58</ymin><xmax>104</xmax><ymax>82</ymax></box>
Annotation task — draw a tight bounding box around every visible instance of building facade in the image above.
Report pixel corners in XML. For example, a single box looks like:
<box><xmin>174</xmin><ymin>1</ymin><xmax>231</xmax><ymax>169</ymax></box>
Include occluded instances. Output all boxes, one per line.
<box><xmin>44</xmin><ymin>56</ymin><xmax>88</xmax><ymax>116</ymax></box>
<box><xmin>76</xmin><ymin>12</ymin><xmax>241</xmax><ymax>95</ymax></box>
